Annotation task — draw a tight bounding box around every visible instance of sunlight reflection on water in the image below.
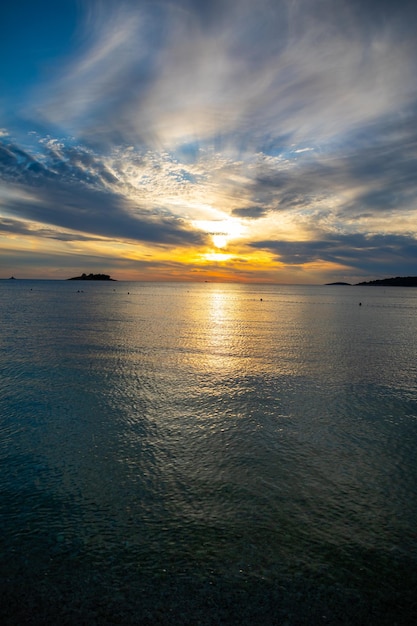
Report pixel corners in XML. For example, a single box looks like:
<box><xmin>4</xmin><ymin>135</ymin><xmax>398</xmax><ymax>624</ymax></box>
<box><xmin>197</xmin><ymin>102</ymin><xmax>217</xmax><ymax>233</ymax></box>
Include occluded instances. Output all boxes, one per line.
<box><xmin>1</xmin><ymin>281</ymin><xmax>417</xmax><ymax>623</ymax></box>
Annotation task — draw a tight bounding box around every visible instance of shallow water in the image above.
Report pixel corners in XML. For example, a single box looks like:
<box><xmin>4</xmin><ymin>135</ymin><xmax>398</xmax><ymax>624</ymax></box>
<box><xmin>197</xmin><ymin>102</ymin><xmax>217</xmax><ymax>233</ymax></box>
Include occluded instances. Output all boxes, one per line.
<box><xmin>1</xmin><ymin>281</ymin><xmax>417</xmax><ymax>624</ymax></box>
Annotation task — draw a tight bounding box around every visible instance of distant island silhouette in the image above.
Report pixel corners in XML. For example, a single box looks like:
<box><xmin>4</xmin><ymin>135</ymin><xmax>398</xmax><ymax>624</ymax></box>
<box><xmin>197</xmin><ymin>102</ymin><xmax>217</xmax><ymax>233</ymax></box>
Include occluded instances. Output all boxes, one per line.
<box><xmin>68</xmin><ymin>273</ymin><xmax>116</xmax><ymax>281</ymax></box>
<box><xmin>356</xmin><ymin>276</ymin><xmax>417</xmax><ymax>287</ymax></box>
<box><xmin>326</xmin><ymin>282</ymin><xmax>352</xmax><ymax>285</ymax></box>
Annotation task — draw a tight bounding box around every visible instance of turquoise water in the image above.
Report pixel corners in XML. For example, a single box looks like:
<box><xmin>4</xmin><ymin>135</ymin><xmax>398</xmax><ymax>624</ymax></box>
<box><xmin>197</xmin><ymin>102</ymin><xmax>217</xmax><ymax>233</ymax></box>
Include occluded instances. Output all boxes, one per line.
<box><xmin>1</xmin><ymin>281</ymin><xmax>417</xmax><ymax>624</ymax></box>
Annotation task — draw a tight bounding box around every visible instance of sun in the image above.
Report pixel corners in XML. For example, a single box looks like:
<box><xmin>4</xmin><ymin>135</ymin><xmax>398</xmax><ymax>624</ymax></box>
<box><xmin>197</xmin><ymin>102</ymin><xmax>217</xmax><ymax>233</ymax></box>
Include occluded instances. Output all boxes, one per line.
<box><xmin>212</xmin><ymin>233</ymin><xmax>229</xmax><ymax>248</ymax></box>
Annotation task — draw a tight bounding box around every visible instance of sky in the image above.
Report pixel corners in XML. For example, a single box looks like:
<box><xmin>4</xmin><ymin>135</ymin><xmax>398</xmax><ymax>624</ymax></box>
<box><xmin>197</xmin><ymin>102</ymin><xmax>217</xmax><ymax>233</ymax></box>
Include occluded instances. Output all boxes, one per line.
<box><xmin>1</xmin><ymin>0</ymin><xmax>417</xmax><ymax>283</ymax></box>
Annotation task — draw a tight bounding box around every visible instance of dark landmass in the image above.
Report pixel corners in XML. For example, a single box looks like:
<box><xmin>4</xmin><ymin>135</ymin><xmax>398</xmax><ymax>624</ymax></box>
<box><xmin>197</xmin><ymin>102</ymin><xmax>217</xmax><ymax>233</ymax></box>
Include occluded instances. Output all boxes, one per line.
<box><xmin>356</xmin><ymin>276</ymin><xmax>417</xmax><ymax>287</ymax></box>
<box><xmin>326</xmin><ymin>282</ymin><xmax>351</xmax><ymax>285</ymax></box>
<box><xmin>68</xmin><ymin>273</ymin><xmax>116</xmax><ymax>281</ymax></box>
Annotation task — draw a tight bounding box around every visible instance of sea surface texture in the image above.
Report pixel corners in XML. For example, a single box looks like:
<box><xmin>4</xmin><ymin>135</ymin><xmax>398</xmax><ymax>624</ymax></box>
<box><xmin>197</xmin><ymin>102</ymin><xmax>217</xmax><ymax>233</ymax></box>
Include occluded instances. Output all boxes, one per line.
<box><xmin>1</xmin><ymin>281</ymin><xmax>417</xmax><ymax>625</ymax></box>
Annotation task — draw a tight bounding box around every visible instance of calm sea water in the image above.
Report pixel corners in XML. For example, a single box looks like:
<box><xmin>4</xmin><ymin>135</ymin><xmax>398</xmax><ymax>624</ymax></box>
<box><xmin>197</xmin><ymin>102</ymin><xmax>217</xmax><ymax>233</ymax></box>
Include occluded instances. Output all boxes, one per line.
<box><xmin>1</xmin><ymin>280</ymin><xmax>417</xmax><ymax>624</ymax></box>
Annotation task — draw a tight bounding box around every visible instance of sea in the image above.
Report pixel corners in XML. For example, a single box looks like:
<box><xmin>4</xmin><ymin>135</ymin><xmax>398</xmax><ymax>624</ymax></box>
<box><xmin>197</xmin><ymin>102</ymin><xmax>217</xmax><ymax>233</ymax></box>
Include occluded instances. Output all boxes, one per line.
<box><xmin>1</xmin><ymin>280</ymin><xmax>416</xmax><ymax>625</ymax></box>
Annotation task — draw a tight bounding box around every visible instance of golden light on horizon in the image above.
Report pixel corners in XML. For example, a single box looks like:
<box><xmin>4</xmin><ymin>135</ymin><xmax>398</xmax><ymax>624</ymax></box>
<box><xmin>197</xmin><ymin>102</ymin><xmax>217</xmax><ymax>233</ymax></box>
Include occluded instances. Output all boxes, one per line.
<box><xmin>203</xmin><ymin>251</ymin><xmax>233</xmax><ymax>262</ymax></box>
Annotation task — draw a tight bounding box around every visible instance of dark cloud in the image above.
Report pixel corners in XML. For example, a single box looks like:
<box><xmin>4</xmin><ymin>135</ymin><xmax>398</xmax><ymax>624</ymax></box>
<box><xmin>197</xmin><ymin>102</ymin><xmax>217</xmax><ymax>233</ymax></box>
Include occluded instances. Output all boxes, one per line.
<box><xmin>0</xmin><ymin>217</ymin><xmax>102</xmax><ymax>242</ymax></box>
<box><xmin>231</xmin><ymin>206</ymin><xmax>268</xmax><ymax>219</ymax></box>
<box><xmin>250</xmin><ymin>233</ymin><xmax>417</xmax><ymax>275</ymax></box>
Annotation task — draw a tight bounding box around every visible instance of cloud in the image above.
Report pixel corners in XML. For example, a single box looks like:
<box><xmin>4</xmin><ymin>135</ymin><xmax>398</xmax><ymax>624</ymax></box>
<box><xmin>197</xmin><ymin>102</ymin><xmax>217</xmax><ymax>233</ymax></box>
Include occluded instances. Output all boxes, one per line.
<box><xmin>250</xmin><ymin>233</ymin><xmax>417</xmax><ymax>276</ymax></box>
<box><xmin>23</xmin><ymin>0</ymin><xmax>417</xmax><ymax>152</ymax></box>
<box><xmin>2</xmin><ymin>0</ymin><xmax>417</xmax><ymax>280</ymax></box>
<box><xmin>231</xmin><ymin>206</ymin><xmax>269</xmax><ymax>219</ymax></box>
<box><xmin>0</xmin><ymin>217</ymin><xmax>104</xmax><ymax>242</ymax></box>
<box><xmin>0</xmin><ymin>138</ymin><xmax>207</xmax><ymax>246</ymax></box>
<box><xmin>243</xmin><ymin>113</ymin><xmax>417</xmax><ymax>235</ymax></box>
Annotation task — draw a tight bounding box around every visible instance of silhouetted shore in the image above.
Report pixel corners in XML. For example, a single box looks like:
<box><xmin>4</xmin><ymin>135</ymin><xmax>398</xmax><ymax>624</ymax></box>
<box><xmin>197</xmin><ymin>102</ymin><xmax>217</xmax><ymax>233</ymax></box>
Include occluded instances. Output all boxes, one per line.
<box><xmin>356</xmin><ymin>276</ymin><xmax>417</xmax><ymax>287</ymax></box>
<box><xmin>326</xmin><ymin>277</ymin><xmax>417</xmax><ymax>287</ymax></box>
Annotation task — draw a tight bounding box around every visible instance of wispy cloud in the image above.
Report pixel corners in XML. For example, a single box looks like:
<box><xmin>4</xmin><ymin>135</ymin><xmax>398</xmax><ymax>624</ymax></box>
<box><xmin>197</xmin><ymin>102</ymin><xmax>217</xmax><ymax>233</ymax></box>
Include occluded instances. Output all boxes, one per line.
<box><xmin>0</xmin><ymin>139</ymin><xmax>207</xmax><ymax>246</ymax></box>
<box><xmin>25</xmin><ymin>0</ymin><xmax>417</xmax><ymax>150</ymax></box>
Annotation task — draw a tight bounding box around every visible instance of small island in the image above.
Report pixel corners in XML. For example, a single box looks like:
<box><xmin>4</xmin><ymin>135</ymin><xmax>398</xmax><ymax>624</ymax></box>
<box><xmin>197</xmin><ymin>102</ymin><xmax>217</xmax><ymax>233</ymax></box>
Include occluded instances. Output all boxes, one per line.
<box><xmin>326</xmin><ymin>282</ymin><xmax>351</xmax><ymax>286</ymax></box>
<box><xmin>67</xmin><ymin>273</ymin><xmax>116</xmax><ymax>281</ymax></box>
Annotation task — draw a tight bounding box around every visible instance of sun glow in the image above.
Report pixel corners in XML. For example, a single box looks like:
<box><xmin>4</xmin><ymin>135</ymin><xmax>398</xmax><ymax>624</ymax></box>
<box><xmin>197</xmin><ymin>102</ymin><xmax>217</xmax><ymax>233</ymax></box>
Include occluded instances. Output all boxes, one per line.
<box><xmin>194</xmin><ymin>217</ymin><xmax>246</xmax><ymax>249</ymax></box>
